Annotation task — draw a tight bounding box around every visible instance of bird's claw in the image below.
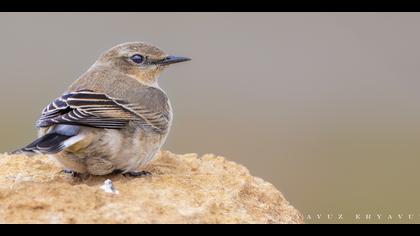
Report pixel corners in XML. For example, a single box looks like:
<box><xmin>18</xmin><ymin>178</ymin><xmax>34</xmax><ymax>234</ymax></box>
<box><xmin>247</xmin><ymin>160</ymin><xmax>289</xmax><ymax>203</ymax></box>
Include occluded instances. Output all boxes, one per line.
<box><xmin>124</xmin><ymin>171</ymin><xmax>152</xmax><ymax>177</ymax></box>
<box><xmin>63</xmin><ymin>169</ymin><xmax>82</xmax><ymax>178</ymax></box>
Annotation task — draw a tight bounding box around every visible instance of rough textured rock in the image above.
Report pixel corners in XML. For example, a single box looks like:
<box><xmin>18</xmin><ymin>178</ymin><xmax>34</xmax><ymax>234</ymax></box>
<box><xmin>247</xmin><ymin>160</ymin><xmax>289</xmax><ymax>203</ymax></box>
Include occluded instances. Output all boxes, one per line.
<box><xmin>0</xmin><ymin>151</ymin><xmax>303</xmax><ymax>224</ymax></box>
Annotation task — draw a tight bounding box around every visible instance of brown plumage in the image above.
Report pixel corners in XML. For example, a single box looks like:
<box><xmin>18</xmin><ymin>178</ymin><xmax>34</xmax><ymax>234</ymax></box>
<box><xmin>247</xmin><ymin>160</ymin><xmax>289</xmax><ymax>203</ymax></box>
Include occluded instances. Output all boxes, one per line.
<box><xmin>13</xmin><ymin>42</ymin><xmax>190</xmax><ymax>176</ymax></box>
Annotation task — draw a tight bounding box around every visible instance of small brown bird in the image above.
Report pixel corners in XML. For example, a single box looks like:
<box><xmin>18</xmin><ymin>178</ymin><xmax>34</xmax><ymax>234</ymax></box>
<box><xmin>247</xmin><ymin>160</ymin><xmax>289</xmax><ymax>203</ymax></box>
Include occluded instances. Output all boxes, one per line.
<box><xmin>13</xmin><ymin>42</ymin><xmax>190</xmax><ymax>176</ymax></box>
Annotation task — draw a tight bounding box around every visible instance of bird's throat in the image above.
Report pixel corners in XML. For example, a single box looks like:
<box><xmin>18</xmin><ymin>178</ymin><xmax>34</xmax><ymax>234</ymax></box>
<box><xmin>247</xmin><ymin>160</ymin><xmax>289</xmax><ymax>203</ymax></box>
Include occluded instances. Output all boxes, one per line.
<box><xmin>129</xmin><ymin>69</ymin><xmax>161</xmax><ymax>87</ymax></box>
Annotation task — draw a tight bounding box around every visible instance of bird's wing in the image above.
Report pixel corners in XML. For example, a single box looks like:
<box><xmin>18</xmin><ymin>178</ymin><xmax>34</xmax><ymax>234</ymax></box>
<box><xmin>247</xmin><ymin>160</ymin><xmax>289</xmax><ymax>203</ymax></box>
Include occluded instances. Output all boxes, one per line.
<box><xmin>37</xmin><ymin>89</ymin><xmax>170</xmax><ymax>133</ymax></box>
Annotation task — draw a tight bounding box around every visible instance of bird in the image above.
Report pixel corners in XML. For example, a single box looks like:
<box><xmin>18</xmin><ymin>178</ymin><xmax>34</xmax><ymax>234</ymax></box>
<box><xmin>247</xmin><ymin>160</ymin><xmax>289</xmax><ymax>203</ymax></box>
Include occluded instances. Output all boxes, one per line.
<box><xmin>12</xmin><ymin>42</ymin><xmax>190</xmax><ymax>176</ymax></box>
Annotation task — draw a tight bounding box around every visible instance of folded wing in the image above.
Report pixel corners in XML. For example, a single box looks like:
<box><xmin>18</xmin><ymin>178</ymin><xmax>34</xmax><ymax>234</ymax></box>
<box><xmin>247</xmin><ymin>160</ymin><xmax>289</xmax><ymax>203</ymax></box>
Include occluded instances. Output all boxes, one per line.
<box><xmin>37</xmin><ymin>89</ymin><xmax>170</xmax><ymax>134</ymax></box>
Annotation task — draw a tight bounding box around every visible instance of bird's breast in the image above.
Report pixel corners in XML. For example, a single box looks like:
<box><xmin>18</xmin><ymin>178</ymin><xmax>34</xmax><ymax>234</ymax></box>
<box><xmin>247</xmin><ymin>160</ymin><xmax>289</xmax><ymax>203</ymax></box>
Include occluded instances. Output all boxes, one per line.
<box><xmin>101</xmin><ymin>126</ymin><xmax>169</xmax><ymax>172</ymax></box>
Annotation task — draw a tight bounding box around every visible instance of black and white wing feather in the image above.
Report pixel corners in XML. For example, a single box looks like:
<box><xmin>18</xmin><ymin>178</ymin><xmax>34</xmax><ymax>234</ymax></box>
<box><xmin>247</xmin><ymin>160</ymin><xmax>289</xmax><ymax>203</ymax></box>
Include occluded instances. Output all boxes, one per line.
<box><xmin>37</xmin><ymin>90</ymin><xmax>169</xmax><ymax>133</ymax></box>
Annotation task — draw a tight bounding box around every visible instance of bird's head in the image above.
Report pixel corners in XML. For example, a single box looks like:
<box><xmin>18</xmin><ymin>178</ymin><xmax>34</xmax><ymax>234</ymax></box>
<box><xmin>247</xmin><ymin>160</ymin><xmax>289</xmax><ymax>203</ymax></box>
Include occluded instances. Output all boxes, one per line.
<box><xmin>95</xmin><ymin>42</ymin><xmax>191</xmax><ymax>86</ymax></box>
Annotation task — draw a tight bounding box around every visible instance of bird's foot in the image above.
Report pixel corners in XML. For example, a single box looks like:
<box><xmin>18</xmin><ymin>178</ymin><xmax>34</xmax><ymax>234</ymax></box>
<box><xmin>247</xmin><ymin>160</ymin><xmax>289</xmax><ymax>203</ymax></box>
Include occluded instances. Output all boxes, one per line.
<box><xmin>62</xmin><ymin>169</ymin><xmax>82</xmax><ymax>178</ymax></box>
<box><xmin>124</xmin><ymin>171</ymin><xmax>152</xmax><ymax>177</ymax></box>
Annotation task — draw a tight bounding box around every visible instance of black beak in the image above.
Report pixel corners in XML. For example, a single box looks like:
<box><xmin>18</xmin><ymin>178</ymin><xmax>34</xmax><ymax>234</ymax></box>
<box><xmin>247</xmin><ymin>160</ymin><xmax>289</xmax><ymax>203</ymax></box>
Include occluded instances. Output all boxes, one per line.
<box><xmin>157</xmin><ymin>56</ymin><xmax>191</xmax><ymax>66</ymax></box>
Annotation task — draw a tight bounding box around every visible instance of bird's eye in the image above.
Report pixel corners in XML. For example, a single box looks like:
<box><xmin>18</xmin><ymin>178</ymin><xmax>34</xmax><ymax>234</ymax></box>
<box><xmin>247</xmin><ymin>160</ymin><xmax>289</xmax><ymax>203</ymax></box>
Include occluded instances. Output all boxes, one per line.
<box><xmin>130</xmin><ymin>54</ymin><xmax>144</xmax><ymax>64</ymax></box>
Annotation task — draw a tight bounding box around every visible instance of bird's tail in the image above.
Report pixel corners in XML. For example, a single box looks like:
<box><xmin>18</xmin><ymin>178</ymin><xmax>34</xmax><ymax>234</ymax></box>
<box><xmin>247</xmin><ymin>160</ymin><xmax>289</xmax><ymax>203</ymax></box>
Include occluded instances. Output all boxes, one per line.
<box><xmin>11</xmin><ymin>125</ymin><xmax>82</xmax><ymax>156</ymax></box>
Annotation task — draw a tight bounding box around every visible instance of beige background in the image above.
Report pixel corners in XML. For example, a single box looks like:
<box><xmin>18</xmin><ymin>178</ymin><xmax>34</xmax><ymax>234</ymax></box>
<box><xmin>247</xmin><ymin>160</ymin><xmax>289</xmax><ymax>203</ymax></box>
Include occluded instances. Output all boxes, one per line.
<box><xmin>1</xmin><ymin>13</ymin><xmax>420</xmax><ymax>223</ymax></box>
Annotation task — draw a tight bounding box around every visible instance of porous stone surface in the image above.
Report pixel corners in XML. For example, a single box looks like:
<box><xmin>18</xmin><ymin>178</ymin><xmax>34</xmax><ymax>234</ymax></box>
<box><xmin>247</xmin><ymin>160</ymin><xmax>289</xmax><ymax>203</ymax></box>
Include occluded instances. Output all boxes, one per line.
<box><xmin>0</xmin><ymin>151</ymin><xmax>303</xmax><ymax>224</ymax></box>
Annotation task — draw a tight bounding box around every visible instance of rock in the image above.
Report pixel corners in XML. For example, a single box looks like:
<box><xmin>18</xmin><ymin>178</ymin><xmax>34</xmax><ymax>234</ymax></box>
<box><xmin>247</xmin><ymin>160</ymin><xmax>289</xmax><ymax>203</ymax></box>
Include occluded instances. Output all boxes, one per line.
<box><xmin>0</xmin><ymin>151</ymin><xmax>304</xmax><ymax>224</ymax></box>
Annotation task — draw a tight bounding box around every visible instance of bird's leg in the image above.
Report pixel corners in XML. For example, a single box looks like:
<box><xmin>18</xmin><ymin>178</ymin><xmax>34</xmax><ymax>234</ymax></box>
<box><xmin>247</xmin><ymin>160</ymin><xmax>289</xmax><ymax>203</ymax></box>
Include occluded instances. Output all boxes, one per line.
<box><xmin>124</xmin><ymin>171</ymin><xmax>152</xmax><ymax>177</ymax></box>
<box><xmin>63</xmin><ymin>169</ymin><xmax>82</xmax><ymax>178</ymax></box>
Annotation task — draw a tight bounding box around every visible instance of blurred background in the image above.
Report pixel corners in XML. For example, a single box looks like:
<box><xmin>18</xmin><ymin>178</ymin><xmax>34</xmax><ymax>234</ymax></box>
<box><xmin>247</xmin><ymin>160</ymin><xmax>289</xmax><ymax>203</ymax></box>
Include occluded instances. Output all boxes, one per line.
<box><xmin>0</xmin><ymin>13</ymin><xmax>420</xmax><ymax>223</ymax></box>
